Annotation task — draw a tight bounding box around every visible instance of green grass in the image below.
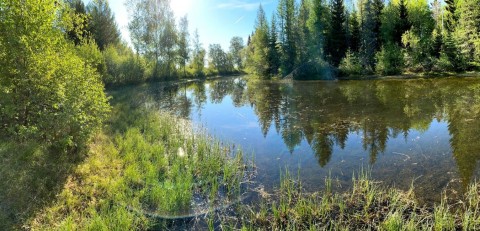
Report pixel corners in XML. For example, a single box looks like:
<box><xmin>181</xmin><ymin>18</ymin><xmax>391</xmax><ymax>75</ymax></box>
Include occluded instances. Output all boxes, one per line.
<box><xmin>230</xmin><ymin>169</ymin><xmax>480</xmax><ymax>230</ymax></box>
<box><xmin>21</xmin><ymin>107</ymin><xmax>250</xmax><ymax>230</ymax></box>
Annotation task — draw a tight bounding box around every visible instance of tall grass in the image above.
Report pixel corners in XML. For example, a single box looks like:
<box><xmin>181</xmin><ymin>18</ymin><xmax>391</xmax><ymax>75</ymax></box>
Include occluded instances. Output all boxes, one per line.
<box><xmin>27</xmin><ymin>108</ymin><xmax>250</xmax><ymax>230</ymax></box>
<box><xmin>232</xmin><ymin>169</ymin><xmax>480</xmax><ymax>230</ymax></box>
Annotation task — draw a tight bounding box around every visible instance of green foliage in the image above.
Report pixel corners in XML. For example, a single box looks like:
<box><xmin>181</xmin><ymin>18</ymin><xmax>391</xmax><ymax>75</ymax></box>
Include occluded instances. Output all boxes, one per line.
<box><xmin>75</xmin><ymin>38</ymin><xmax>107</xmax><ymax>76</ymax></box>
<box><xmin>375</xmin><ymin>43</ymin><xmax>404</xmax><ymax>75</ymax></box>
<box><xmin>103</xmin><ymin>43</ymin><xmax>151</xmax><ymax>85</ymax></box>
<box><xmin>127</xmin><ymin>0</ymin><xmax>177</xmax><ymax>79</ymax></box>
<box><xmin>27</xmin><ymin>106</ymin><xmax>249</xmax><ymax>230</ymax></box>
<box><xmin>230</xmin><ymin>36</ymin><xmax>245</xmax><ymax>71</ymax></box>
<box><xmin>64</xmin><ymin>0</ymin><xmax>89</xmax><ymax>45</ymax></box>
<box><xmin>454</xmin><ymin>0</ymin><xmax>480</xmax><ymax>70</ymax></box>
<box><xmin>339</xmin><ymin>50</ymin><xmax>362</xmax><ymax>76</ymax></box>
<box><xmin>191</xmin><ymin>29</ymin><xmax>206</xmax><ymax>78</ymax></box>
<box><xmin>0</xmin><ymin>0</ymin><xmax>110</xmax><ymax>151</ymax></box>
<box><xmin>208</xmin><ymin>44</ymin><xmax>234</xmax><ymax>75</ymax></box>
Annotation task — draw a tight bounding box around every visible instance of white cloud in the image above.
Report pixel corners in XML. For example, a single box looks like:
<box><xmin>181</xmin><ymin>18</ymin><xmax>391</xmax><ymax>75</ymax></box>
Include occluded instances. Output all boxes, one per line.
<box><xmin>217</xmin><ymin>0</ymin><xmax>272</xmax><ymax>11</ymax></box>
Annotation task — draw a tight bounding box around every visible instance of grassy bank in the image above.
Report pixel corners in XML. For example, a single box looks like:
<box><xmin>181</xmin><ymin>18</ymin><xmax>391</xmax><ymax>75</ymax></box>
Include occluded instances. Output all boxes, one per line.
<box><xmin>1</xmin><ymin>106</ymin><xmax>251</xmax><ymax>230</ymax></box>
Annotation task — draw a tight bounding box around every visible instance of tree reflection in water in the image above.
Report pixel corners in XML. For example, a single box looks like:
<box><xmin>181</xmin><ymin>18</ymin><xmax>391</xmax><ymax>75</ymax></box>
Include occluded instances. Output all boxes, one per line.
<box><xmin>113</xmin><ymin>77</ymin><xmax>480</xmax><ymax>197</ymax></box>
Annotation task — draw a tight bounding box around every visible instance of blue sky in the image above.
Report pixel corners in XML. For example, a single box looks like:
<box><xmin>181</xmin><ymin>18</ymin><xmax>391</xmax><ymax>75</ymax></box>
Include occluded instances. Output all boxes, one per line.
<box><xmin>84</xmin><ymin>0</ymin><xmax>277</xmax><ymax>51</ymax></box>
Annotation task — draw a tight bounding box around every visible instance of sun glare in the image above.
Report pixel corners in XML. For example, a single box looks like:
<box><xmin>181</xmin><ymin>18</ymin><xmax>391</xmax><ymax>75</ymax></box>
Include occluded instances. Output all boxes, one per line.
<box><xmin>170</xmin><ymin>0</ymin><xmax>193</xmax><ymax>17</ymax></box>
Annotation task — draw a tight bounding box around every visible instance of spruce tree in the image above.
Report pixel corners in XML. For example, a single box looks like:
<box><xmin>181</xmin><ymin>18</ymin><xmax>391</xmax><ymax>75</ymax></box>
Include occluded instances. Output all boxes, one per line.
<box><xmin>445</xmin><ymin>0</ymin><xmax>457</xmax><ymax>33</ymax></box>
<box><xmin>454</xmin><ymin>0</ymin><xmax>480</xmax><ymax>68</ymax></box>
<box><xmin>360</xmin><ymin>0</ymin><xmax>376</xmax><ymax>71</ymax></box>
<box><xmin>269</xmin><ymin>14</ymin><xmax>281</xmax><ymax>75</ymax></box>
<box><xmin>307</xmin><ymin>0</ymin><xmax>329</xmax><ymax>59</ymax></box>
<box><xmin>246</xmin><ymin>5</ymin><xmax>271</xmax><ymax>77</ymax></box>
<box><xmin>328</xmin><ymin>0</ymin><xmax>347</xmax><ymax>66</ymax></box>
<box><xmin>394</xmin><ymin>0</ymin><xmax>411</xmax><ymax>46</ymax></box>
<box><xmin>349</xmin><ymin>10</ymin><xmax>360</xmax><ymax>52</ymax></box>
<box><xmin>372</xmin><ymin>0</ymin><xmax>384</xmax><ymax>51</ymax></box>
<box><xmin>297</xmin><ymin>0</ymin><xmax>310</xmax><ymax>64</ymax></box>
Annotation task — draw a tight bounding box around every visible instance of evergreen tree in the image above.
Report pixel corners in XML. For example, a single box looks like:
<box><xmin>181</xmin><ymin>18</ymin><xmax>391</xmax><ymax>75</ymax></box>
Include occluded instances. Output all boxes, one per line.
<box><xmin>372</xmin><ymin>0</ymin><xmax>384</xmax><ymax>51</ymax></box>
<box><xmin>445</xmin><ymin>0</ymin><xmax>458</xmax><ymax>33</ymax></box>
<box><xmin>328</xmin><ymin>0</ymin><xmax>347</xmax><ymax>66</ymax></box>
<box><xmin>246</xmin><ymin>5</ymin><xmax>271</xmax><ymax>77</ymax></box>
<box><xmin>87</xmin><ymin>0</ymin><xmax>120</xmax><ymax>50</ymax></box>
<box><xmin>395</xmin><ymin>0</ymin><xmax>411</xmax><ymax>46</ymax></box>
<box><xmin>268</xmin><ymin>14</ymin><xmax>281</xmax><ymax>75</ymax></box>
<box><xmin>297</xmin><ymin>0</ymin><xmax>310</xmax><ymax>64</ymax></box>
<box><xmin>278</xmin><ymin>0</ymin><xmax>297</xmax><ymax>74</ymax></box>
<box><xmin>349</xmin><ymin>9</ymin><xmax>361</xmax><ymax>52</ymax></box>
<box><xmin>454</xmin><ymin>0</ymin><xmax>480</xmax><ymax>68</ymax></box>
<box><xmin>307</xmin><ymin>0</ymin><xmax>329</xmax><ymax>59</ymax></box>
<box><xmin>360</xmin><ymin>0</ymin><xmax>376</xmax><ymax>71</ymax></box>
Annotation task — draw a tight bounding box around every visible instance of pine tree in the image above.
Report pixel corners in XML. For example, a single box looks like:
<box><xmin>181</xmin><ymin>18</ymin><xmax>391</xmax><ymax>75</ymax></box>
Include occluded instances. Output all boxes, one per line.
<box><xmin>328</xmin><ymin>0</ymin><xmax>347</xmax><ymax>66</ymax></box>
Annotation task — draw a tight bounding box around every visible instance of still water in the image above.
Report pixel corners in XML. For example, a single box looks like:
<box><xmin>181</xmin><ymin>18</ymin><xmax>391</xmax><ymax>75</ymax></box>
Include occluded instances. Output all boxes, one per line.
<box><xmin>115</xmin><ymin>76</ymin><xmax>480</xmax><ymax>204</ymax></box>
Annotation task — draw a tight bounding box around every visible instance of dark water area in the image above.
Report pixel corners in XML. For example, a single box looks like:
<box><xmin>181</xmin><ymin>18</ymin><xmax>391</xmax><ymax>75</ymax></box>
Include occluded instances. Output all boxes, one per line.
<box><xmin>111</xmin><ymin>76</ymin><xmax>480</xmax><ymax>204</ymax></box>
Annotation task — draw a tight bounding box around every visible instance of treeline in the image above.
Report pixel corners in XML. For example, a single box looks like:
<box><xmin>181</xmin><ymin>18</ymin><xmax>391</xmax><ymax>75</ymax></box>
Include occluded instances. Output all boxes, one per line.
<box><xmin>65</xmin><ymin>0</ymin><xmax>246</xmax><ymax>86</ymax></box>
<box><xmin>0</xmin><ymin>0</ymin><xmax>247</xmax><ymax>153</ymax></box>
<box><xmin>245</xmin><ymin>0</ymin><xmax>480</xmax><ymax>79</ymax></box>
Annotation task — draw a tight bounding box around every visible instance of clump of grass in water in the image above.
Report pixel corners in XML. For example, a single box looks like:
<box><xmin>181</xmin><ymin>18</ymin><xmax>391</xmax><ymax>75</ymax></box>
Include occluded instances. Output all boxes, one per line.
<box><xmin>231</xmin><ymin>169</ymin><xmax>480</xmax><ymax>230</ymax></box>
<box><xmin>28</xmin><ymin>109</ymin><xmax>252</xmax><ymax>230</ymax></box>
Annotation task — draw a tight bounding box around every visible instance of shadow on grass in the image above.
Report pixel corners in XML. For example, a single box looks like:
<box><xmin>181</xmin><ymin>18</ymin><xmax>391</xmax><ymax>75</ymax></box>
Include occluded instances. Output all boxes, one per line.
<box><xmin>0</xmin><ymin>141</ymin><xmax>80</xmax><ymax>230</ymax></box>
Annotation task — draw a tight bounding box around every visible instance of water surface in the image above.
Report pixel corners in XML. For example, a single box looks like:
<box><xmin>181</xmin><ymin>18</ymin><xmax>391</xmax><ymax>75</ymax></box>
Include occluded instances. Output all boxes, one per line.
<box><xmin>113</xmin><ymin>76</ymin><xmax>480</xmax><ymax>204</ymax></box>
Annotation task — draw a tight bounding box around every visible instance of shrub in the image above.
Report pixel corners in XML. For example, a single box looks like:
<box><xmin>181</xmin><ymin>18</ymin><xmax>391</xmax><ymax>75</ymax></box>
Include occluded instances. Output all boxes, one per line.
<box><xmin>0</xmin><ymin>0</ymin><xmax>110</xmax><ymax>152</ymax></box>
<box><xmin>339</xmin><ymin>51</ymin><xmax>362</xmax><ymax>77</ymax></box>
<box><xmin>375</xmin><ymin>43</ymin><xmax>404</xmax><ymax>76</ymax></box>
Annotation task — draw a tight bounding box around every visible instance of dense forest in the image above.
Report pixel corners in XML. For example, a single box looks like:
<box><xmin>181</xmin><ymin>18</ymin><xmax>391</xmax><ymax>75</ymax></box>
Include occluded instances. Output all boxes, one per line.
<box><xmin>245</xmin><ymin>0</ymin><xmax>480</xmax><ymax>79</ymax></box>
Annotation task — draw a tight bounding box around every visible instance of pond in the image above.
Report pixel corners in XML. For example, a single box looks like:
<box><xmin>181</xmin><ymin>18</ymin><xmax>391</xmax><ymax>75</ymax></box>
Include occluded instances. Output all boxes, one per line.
<box><xmin>113</xmin><ymin>76</ymin><xmax>480</xmax><ymax>204</ymax></box>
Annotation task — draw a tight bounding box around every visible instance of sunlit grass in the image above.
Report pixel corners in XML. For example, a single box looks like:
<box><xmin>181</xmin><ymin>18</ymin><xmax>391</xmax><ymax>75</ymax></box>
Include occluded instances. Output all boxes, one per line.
<box><xmin>232</xmin><ymin>169</ymin><xmax>480</xmax><ymax>230</ymax></box>
<box><xmin>23</xmin><ymin>107</ymin><xmax>250</xmax><ymax>230</ymax></box>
